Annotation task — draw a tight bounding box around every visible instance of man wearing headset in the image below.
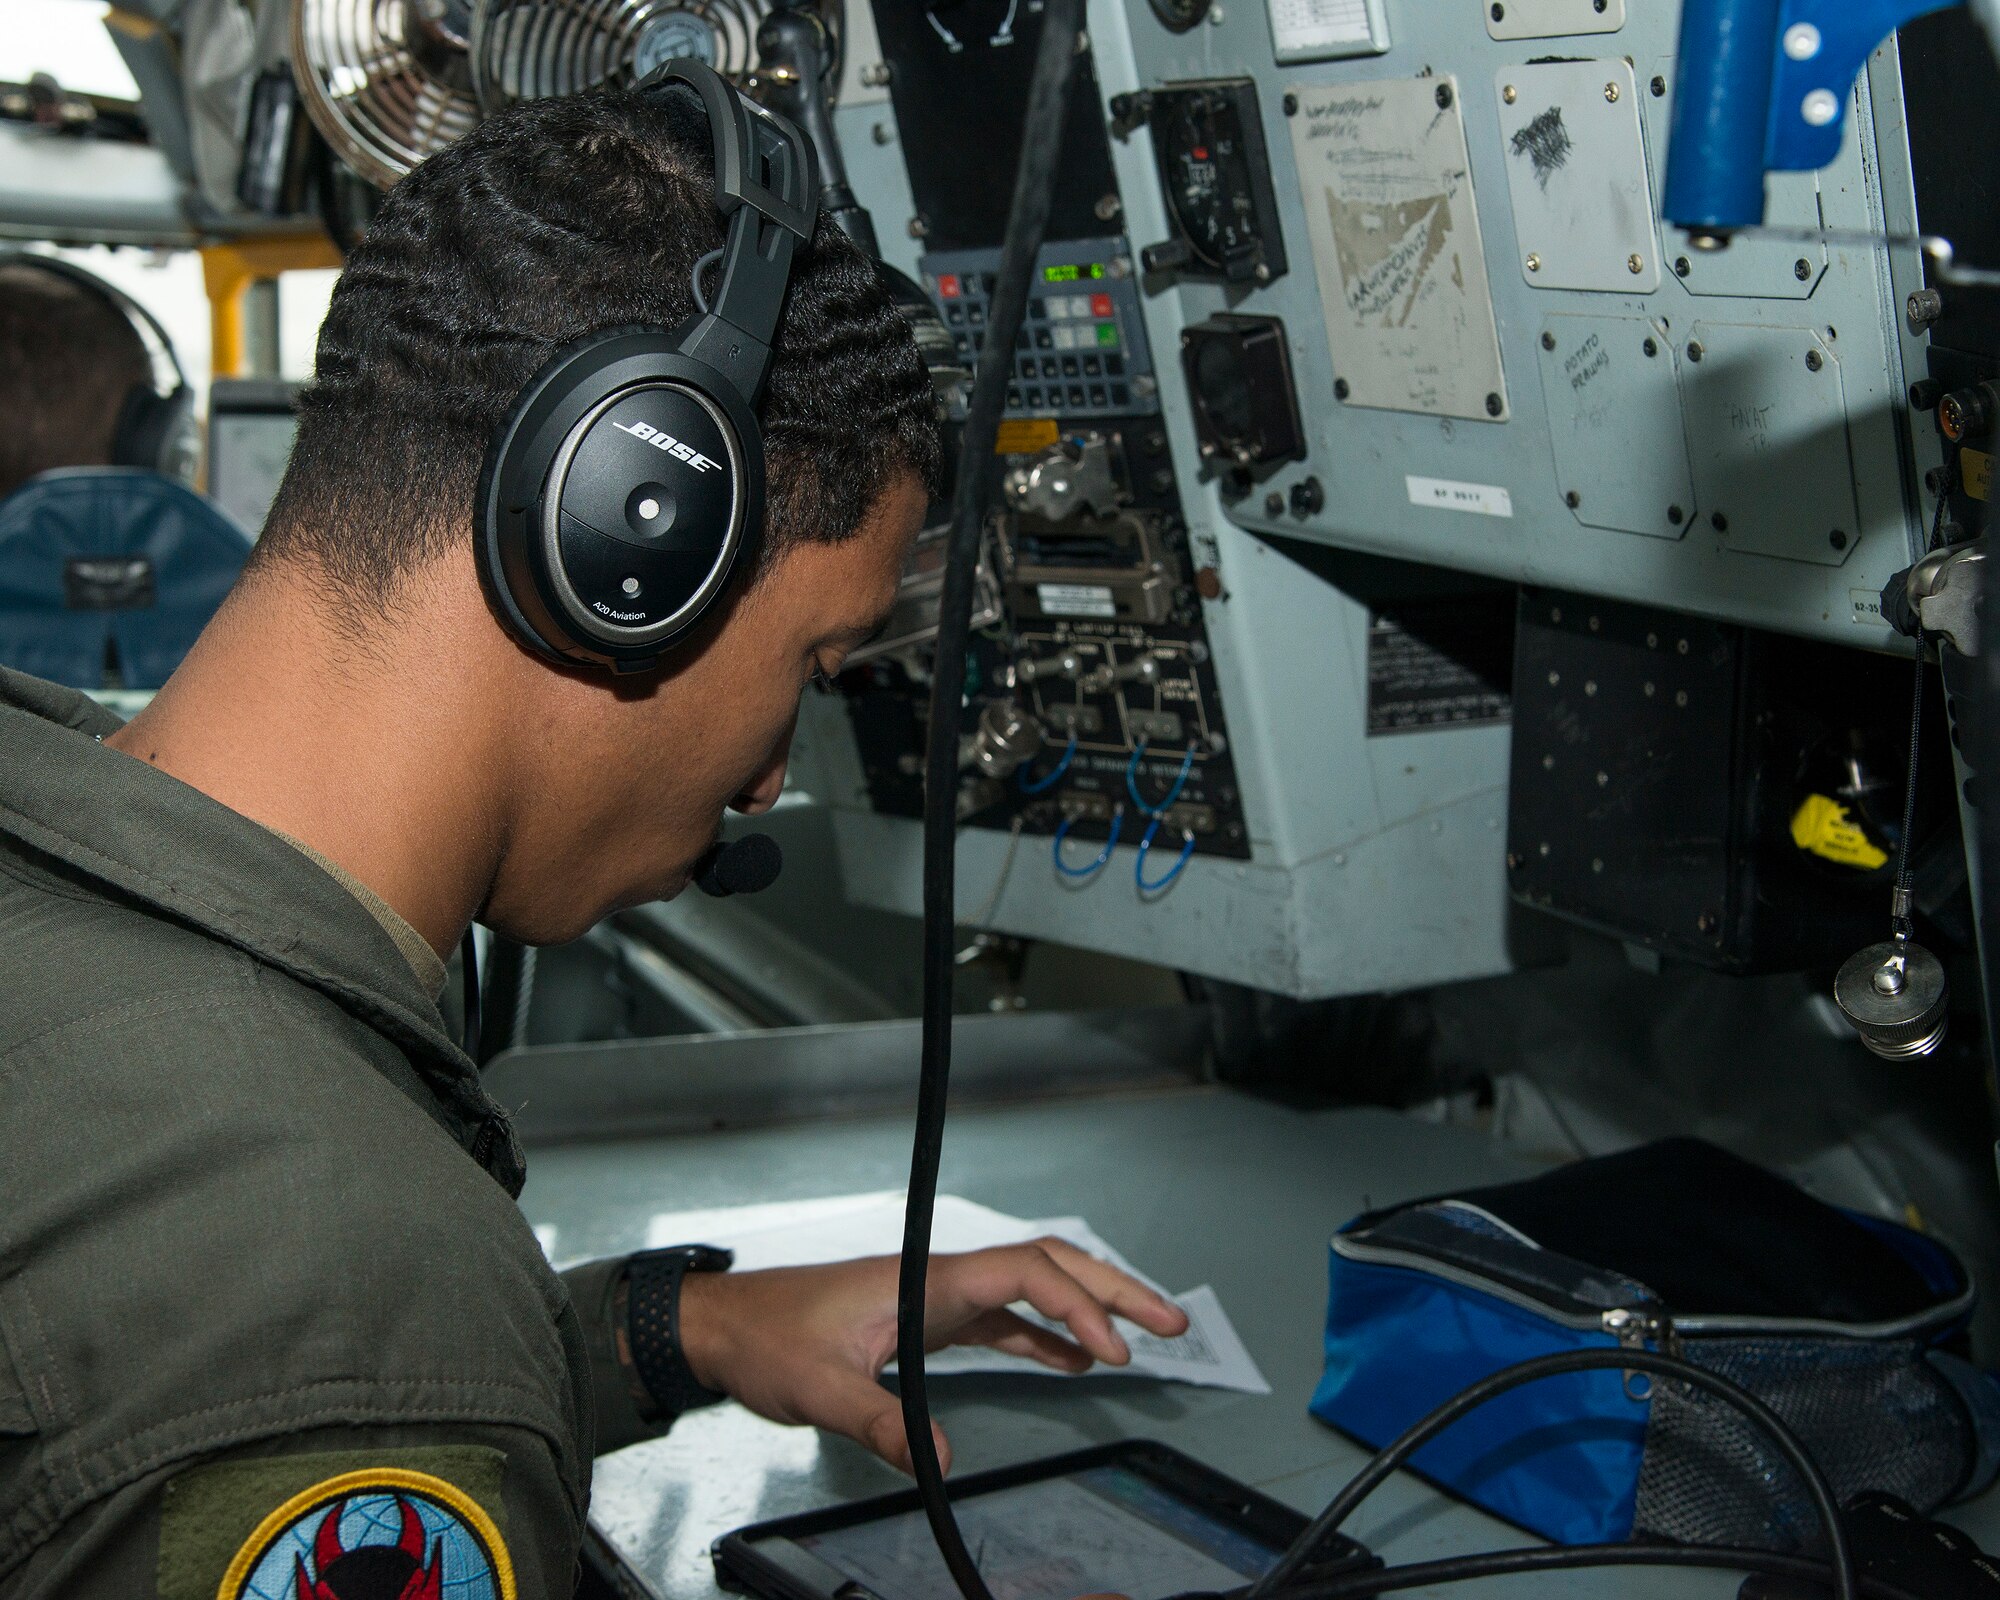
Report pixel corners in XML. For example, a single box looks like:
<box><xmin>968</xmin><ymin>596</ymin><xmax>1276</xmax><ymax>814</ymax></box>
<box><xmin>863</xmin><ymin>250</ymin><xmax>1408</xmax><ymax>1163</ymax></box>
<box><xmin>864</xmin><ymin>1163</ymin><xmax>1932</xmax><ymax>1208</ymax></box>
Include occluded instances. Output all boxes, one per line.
<box><xmin>0</xmin><ymin>256</ymin><xmax>196</xmax><ymax>499</ymax></box>
<box><xmin>0</xmin><ymin>70</ymin><xmax>1183</xmax><ymax>1600</ymax></box>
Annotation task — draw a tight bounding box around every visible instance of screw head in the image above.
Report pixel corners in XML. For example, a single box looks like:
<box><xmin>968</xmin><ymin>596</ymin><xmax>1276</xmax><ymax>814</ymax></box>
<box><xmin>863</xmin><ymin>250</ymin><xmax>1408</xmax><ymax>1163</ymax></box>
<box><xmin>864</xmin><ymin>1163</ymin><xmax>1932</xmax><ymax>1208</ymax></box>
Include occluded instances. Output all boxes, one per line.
<box><xmin>1651</xmin><ymin>75</ymin><xmax>1667</xmax><ymax>97</ymax></box>
<box><xmin>1526</xmin><ymin>252</ymin><xmax>1542</xmax><ymax>273</ymax></box>
<box><xmin>1565</xmin><ymin>490</ymin><xmax>1581</xmax><ymax>508</ymax></box>
<box><xmin>1794</xmin><ymin>257</ymin><xmax>1813</xmax><ymax>281</ymax></box>
<box><xmin>1675</xmin><ymin>256</ymin><xmax>1692</xmax><ymax>277</ymax></box>
<box><xmin>1628</xmin><ymin>253</ymin><xmax>1644</xmax><ymax>274</ymax></box>
<box><xmin>1542</xmin><ymin>331</ymin><xmax>1557</xmax><ymax>351</ymax></box>
<box><xmin>1486</xmin><ymin>392</ymin><xmax>1504</xmax><ymax>417</ymax></box>
<box><xmin>1264</xmin><ymin>491</ymin><xmax>1284</xmax><ymax>517</ymax></box>
<box><xmin>1802</xmin><ymin>89</ymin><xmax>1841</xmax><ymax>127</ymax></box>
<box><xmin>1604</xmin><ymin>82</ymin><xmax>1620</xmax><ymax>103</ymax></box>
<box><xmin>1668</xmin><ymin>505</ymin><xmax>1685</xmax><ymax>525</ymax></box>
<box><xmin>1491</xmin><ymin>2</ymin><xmax>1505</xmax><ymax>19</ymax></box>
<box><xmin>1830</xmin><ymin>528</ymin><xmax>1848</xmax><ymax>550</ymax></box>
<box><xmin>1503</xmin><ymin>84</ymin><xmax>1518</xmax><ymax>105</ymax></box>
<box><xmin>1686</xmin><ymin>340</ymin><xmax>1704</xmax><ymax>362</ymax></box>
<box><xmin>1806</xmin><ymin>349</ymin><xmax>1824</xmax><ymax>372</ymax></box>
<box><xmin>1643</xmin><ymin>337</ymin><xmax>1659</xmax><ymax>357</ymax></box>
<box><xmin>1711</xmin><ymin>511</ymin><xmax>1728</xmax><ymax>532</ymax></box>
<box><xmin>1784</xmin><ymin>22</ymin><xmax>1823</xmax><ymax>60</ymax></box>
<box><xmin>1436</xmin><ymin>81</ymin><xmax>1454</xmax><ymax>108</ymax></box>
<box><xmin>1282</xmin><ymin>91</ymin><xmax>1298</xmax><ymax>115</ymax></box>
<box><xmin>1334</xmin><ymin>377</ymin><xmax>1351</xmax><ymax>400</ymax></box>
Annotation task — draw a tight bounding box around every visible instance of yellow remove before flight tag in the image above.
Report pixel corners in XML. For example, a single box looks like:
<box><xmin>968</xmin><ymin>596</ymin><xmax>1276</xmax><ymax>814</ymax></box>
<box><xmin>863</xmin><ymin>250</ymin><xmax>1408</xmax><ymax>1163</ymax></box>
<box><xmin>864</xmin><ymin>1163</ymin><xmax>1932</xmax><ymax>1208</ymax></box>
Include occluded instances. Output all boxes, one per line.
<box><xmin>1790</xmin><ymin>793</ymin><xmax>1889</xmax><ymax>871</ymax></box>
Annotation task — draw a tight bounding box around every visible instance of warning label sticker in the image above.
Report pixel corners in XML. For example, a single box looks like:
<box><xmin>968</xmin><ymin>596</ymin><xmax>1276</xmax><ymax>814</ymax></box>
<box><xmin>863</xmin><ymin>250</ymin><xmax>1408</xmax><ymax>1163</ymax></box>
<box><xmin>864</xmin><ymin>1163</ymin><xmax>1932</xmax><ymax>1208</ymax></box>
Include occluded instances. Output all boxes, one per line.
<box><xmin>1037</xmin><ymin>583</ymin><xmax>1118</xmax><ymax>619</ymax></box>
<box><xmin>1367</xmin><ymin>609</ymin><xmax>1512</xmax><ymax>735</ymax></box>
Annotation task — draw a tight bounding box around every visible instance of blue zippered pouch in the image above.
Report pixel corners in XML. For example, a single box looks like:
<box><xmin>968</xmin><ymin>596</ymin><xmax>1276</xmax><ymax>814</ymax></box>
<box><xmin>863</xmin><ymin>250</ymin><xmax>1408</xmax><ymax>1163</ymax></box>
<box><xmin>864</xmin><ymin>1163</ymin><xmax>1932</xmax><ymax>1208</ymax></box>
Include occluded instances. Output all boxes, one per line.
<box><xmin>1310</xmin><ymin>1139</ymin><xmax>2000</xmax><ymax>1549</ymax></box>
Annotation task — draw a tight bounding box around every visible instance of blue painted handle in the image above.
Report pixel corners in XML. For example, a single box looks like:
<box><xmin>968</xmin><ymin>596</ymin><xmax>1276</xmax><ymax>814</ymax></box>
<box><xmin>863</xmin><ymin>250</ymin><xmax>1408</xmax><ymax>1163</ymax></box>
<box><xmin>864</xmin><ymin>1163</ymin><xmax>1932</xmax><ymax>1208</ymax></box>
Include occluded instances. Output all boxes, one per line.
<box><xmin>1665</xmin><ymin>0</ymin><xmax>1962</xmax><ymax>234</ymax></box>
<box><xmin>1664</xmin><ymin>0</ymin><xmax>1786</xmax><ymax>235</ymax></box>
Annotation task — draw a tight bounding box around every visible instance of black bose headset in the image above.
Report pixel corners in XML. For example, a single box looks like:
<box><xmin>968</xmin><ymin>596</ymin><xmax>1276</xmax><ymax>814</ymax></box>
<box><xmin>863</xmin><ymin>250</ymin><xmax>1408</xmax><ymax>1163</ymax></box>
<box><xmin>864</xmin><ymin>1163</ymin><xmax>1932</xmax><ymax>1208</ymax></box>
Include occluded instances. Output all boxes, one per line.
<box><xmin>0</xmin><ymin>252</ymin><xmax>201</xmax><ymax>488</ymax></box>
<box><xmin>474</xmin><ymin>60</ymin><xmax>819</xmax><ymax>676</ymax></box>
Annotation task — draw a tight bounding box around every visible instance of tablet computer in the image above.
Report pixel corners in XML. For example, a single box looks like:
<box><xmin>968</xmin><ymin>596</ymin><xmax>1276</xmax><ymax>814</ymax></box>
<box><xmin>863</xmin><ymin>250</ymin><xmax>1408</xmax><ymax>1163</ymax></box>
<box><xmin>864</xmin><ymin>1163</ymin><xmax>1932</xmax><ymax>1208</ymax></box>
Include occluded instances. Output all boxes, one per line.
<box><xmin>712</xmin><ymin>1439</ymin><xmax>1368</xmax><ymax>1600</ymax></box>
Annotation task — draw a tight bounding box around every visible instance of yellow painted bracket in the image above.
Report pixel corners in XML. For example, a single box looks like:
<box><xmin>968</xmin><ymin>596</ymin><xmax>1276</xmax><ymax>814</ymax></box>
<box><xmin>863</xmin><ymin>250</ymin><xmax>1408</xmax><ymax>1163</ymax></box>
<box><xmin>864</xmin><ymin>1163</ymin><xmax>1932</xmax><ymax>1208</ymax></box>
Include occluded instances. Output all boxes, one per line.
<box><xmin>200</xmin><ymin>234</ymin><xmax>343</xmax><ymax>377</ymax></box>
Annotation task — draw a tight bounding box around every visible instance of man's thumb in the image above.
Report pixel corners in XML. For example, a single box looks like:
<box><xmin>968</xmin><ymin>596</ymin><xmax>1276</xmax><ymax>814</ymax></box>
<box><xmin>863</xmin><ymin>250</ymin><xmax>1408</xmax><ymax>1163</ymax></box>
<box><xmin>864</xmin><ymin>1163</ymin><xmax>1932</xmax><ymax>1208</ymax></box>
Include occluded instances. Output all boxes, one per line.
<box><xmin>816</xmin><ymin>1371</ymin><xmax>953</xmax><ymax>1476</ymax></box>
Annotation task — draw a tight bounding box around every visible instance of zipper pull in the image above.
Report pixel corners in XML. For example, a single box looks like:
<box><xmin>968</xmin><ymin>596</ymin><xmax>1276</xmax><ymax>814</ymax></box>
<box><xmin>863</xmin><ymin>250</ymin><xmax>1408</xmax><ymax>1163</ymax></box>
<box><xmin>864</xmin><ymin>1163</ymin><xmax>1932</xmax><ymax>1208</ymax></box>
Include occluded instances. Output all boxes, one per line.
<box><xmin>1604</xmin><ymin>1305</ymin><xmax>1678</xmax><ymax>1399</ymax></box>
<box><xmin>1604</xmin><ymin>1304</ymin><xmax>1678</xmax><ymax>1350</ymax></box>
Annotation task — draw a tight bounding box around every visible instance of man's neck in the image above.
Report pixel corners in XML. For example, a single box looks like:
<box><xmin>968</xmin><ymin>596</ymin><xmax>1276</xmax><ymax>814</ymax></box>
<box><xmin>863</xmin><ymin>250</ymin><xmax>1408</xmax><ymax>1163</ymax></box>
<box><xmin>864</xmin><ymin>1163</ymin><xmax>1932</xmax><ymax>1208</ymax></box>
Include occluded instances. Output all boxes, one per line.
<box><xmin>105</xmin><ymin>567</ymin><xmax>511</xmax><ymax>958</ymax></box>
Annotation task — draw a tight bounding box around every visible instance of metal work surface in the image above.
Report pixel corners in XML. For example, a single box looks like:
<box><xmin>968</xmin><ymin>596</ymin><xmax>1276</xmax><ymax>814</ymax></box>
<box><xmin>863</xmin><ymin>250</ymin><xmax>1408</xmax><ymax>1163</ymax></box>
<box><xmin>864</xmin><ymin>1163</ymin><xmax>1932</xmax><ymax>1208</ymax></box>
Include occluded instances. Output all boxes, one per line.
<box><xmin>485</xmin><ymin>1007</ymin><xmax>1210</xmax><ymax>1145</ymax></box>
<box><xmin>516</xmin><ymin>1086</ymin><xmax>2000</xmax><ymax>1597</ymax></box>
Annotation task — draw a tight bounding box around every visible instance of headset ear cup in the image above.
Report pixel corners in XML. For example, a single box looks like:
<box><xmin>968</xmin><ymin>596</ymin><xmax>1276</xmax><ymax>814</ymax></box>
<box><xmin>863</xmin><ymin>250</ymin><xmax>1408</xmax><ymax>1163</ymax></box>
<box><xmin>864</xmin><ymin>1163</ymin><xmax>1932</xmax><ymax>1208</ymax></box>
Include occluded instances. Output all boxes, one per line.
<box><xmin>111</xmin><ymin>384</ymin><xmax>199</xmax><ymax>484</ymax></box>
<box><xmin>477</xmin><ymin>328</ymin><xmax>766</xmax><ymax>673</ymax></box>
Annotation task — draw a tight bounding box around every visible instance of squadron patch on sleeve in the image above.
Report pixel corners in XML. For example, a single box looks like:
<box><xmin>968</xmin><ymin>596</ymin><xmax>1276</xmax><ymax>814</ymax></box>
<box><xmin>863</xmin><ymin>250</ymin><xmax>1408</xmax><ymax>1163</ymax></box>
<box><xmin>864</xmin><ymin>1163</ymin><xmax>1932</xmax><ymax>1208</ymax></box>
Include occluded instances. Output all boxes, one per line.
<box><xmin>213</xmin><ymin>1466</ymin><xmax>515</xmax><ymax>1600</ymax></box>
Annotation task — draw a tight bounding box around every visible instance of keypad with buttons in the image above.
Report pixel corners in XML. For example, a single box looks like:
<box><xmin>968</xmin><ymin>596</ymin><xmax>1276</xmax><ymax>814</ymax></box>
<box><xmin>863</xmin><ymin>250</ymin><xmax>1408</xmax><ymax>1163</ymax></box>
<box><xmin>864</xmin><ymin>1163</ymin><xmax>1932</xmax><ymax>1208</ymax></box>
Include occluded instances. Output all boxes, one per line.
<box><xmin>923</xmin><ymin>236</ymin><xmax>1156</xmax><ymax>421</ymax></box>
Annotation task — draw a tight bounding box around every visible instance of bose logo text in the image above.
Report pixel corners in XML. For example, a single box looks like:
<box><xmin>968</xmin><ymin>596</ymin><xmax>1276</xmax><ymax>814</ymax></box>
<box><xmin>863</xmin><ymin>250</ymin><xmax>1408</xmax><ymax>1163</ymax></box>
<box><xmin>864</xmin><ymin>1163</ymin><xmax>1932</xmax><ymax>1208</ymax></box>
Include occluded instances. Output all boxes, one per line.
<box><xmin>614</xmin><ymin>420</ymin><xmax>721</xmax><ymax>473</ymax></box>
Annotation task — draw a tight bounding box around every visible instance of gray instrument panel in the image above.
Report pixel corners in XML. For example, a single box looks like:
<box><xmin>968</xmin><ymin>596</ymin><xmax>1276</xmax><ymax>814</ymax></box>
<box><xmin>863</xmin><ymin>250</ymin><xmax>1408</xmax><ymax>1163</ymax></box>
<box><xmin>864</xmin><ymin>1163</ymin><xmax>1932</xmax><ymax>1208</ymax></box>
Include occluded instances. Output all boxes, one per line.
<box><xmin>1118</xmin><ymin>0</ymin><xmax>1930</xmax><ymax>647</ymax></box>
<box><xmin>807</xmin><ymin>0</ymin><xmax>1936</xmax><ymax>999</ymax></box>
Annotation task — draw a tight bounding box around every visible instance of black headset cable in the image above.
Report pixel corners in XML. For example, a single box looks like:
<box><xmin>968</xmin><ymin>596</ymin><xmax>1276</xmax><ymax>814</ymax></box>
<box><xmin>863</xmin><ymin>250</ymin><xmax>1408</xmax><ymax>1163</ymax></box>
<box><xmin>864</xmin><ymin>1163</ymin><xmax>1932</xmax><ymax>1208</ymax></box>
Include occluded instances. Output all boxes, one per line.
<box><xmin>898</xmin><ymin>6</ymin><xmax>1085</xmax><ymax>1600</ymax></box>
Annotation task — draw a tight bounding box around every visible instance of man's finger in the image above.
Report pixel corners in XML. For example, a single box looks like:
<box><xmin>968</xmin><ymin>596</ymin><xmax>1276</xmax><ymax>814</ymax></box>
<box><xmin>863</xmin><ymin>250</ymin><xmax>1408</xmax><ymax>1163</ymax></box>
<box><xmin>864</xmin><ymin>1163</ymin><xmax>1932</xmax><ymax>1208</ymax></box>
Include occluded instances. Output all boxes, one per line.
<box><xmin>954</xmin><ymin>1308</ymin><xmax>1095</xmax><ymax>1372</ymax></box>
<box><xmin>1029</xmin><ymin>1237</ymin><xmax>1190</xmax><ymax>1338</ymax></box>
<box><xmin>800</xmin><ymin>1366</ymin><xmax>952</xmax><ymax>1476</ymax></box>
<box><xmin>942</xmin><ymin>1246</ymin><xmax>1130</xmax><ymax>1365</ymax></box>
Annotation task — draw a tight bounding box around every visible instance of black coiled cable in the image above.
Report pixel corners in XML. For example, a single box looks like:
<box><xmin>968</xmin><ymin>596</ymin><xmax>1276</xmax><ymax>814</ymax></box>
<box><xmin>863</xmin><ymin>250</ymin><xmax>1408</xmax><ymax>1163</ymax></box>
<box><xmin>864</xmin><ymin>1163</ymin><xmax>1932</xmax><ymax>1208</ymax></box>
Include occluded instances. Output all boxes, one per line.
<box><xmin>896</xmin><ymin>6</ymin><xmax>1087</xmax><ymax>1600</ymax></box>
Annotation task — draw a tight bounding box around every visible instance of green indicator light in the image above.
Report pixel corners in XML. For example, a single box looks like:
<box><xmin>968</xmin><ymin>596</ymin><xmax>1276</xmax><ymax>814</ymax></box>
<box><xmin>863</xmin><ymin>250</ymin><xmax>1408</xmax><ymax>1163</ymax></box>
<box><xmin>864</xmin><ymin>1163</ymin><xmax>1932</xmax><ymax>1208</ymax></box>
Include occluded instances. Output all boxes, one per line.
<box><xmin>1090</xmin><ymin>263</ymin><xmax>1106</xmax><ymax>279</ymax></box>
<box><xmin>1043</xmin><ymin>264</ymin><xmax>1081</xmax><ymax>283</ymax></box>
<box><xmin>1096</xmin><ymin>323</ymin><xmax>1119</xmax><ymax>347</ymax></box>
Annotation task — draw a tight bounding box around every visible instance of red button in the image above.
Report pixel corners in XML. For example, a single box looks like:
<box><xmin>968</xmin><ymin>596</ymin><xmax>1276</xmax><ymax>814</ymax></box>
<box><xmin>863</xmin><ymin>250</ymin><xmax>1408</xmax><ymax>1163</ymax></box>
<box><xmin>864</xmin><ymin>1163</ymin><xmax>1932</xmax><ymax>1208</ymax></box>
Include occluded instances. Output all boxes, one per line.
<box><xmin>938</xmin><ymin>274</ymin><xmax>961</xmax><ymax>299</ymax></box>
<box><xmin>1090</xmin><ymin>293</ymin><xmax>1113</xmax><ymax>318</ymax></box>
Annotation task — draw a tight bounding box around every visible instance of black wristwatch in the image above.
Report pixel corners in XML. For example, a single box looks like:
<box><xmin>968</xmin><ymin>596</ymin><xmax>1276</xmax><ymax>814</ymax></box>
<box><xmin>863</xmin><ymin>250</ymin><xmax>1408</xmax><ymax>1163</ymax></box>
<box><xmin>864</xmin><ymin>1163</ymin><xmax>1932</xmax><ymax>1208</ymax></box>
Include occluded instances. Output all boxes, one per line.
<box><xmin>624</xmin><ymin>1244</ymin><xmax>734</xmax><ymax>1419</ymax></box>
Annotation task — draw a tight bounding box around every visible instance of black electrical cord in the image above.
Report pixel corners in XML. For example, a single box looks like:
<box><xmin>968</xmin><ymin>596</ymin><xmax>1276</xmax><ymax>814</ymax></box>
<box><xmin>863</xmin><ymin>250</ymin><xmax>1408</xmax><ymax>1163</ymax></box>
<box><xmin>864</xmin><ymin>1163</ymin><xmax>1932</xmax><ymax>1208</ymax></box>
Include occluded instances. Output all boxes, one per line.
<box><xmin>896</xmin><ymin>7</ymin><xmax>1084</xmax><ymax>1600</ymax></box>
<box><xmin>1245</xmin><ymin>1348</ymin><xmax>1855</xmax><ymax>1600</ymax></box>
<box><xmin>1890</xmin><ymin>450</ymin><xmax>1956</xmax><ymax>943</ymax></box>
<box><xmin>1268</xmin><ymin>1544</ymin><xmax>1919</xmax><ymax>1600</ymax></box>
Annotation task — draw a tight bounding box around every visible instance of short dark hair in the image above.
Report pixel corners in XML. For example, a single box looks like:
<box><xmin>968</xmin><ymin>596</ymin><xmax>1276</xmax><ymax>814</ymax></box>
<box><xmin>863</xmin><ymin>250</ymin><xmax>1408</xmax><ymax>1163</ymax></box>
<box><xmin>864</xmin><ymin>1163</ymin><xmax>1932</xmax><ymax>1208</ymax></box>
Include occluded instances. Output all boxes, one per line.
<box><xmin>0</xmin><ymin>262</ymin><xmax>152</xmax><ymax>499</ymax></box>
<box><xmin>257</xmin><ymin>87</ymin><xmax>940</xmax><ymax>604</ymax></box>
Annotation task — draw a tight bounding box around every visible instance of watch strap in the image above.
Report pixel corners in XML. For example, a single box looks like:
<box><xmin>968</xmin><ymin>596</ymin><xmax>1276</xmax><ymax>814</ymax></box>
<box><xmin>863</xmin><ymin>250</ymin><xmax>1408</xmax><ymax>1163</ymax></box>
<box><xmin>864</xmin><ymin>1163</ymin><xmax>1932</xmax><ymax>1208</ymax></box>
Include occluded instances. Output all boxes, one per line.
<box><xmin>625</xmin><ymin>1244</ymin><xmax>733</xmax><ymax>1418</ymax></box>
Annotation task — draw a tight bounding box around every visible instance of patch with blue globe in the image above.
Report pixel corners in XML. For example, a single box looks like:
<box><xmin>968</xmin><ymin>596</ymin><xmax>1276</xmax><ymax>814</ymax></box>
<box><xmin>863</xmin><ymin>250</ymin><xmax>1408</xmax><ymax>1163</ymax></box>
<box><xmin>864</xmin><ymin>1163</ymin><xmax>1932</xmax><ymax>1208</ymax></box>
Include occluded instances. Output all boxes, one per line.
<box><xmin>219</xmin><ymin>1469</ymin><xmax>514</xmax><ymax>1600</ymax></box>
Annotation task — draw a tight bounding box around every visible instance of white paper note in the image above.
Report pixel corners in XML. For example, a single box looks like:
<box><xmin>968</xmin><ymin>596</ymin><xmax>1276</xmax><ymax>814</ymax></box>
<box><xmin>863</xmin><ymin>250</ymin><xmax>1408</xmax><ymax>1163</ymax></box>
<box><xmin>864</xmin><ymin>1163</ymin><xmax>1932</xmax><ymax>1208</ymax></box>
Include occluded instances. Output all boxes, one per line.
<box><xmin>627</xmin><ymin>1192</ymin><xmax>1270</xmax><ymax>1395</ymax></box>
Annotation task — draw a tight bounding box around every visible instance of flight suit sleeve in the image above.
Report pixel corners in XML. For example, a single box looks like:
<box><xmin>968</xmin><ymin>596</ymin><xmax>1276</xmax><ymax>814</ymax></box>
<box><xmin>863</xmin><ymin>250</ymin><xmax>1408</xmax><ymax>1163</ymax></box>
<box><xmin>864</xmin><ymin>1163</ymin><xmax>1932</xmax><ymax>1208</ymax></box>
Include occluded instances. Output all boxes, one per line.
<box><xmin>3</xmin><ymin>1421</ymin><xmax>582</xmax><ymax>1600</ymax></box>
<box><xmin>560</xmin><ymin>1255</ymin><xmax>687</xmax><ymax>1458</ymax></box>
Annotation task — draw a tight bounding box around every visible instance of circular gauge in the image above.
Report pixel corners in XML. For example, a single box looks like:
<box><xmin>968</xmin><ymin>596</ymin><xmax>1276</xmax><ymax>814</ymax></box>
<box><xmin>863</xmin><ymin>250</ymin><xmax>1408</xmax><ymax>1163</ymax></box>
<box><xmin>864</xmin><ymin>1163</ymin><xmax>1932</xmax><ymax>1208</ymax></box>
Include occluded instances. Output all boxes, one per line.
<box><xmin>1148</xmin><ymin>0</ymin><xmax>1212</xmax><ymax>31</ymax></box>
<box><xmin>1160</xmin><ymin>91</ymin><xmax>1259</xmax><ymax>275</ymax></box>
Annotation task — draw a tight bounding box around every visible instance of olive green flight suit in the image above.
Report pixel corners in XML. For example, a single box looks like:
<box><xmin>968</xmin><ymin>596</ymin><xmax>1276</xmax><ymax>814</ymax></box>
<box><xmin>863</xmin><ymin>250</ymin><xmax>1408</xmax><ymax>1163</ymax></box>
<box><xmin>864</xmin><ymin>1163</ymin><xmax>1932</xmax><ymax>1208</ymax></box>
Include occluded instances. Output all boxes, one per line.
<box><xmin>0</xmin><ymin>669</ymin><xmax>660</xmax><ymax>1598</ymax></box>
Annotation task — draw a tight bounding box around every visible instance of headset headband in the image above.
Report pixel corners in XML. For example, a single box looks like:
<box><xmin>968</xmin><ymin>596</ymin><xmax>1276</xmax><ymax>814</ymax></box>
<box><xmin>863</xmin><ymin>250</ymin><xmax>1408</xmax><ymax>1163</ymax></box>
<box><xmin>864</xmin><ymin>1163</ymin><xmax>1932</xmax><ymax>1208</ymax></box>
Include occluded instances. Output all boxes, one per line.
<box><xmin>638</xmin><ymin>59</ymin><xmax>819</xmax><ymax>404</ymax></box>
<box><xmin>0</xmin><ymin>251</ymin><xmax>189</xmax><ymax>397</ymax></box>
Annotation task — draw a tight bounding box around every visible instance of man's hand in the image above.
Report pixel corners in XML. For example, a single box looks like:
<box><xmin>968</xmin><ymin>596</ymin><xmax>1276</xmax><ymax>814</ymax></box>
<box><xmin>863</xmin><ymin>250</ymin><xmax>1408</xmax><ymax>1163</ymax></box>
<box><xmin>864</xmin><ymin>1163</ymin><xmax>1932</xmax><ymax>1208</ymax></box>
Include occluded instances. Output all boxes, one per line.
<box><xmin>676</xmin><ymin>1239</ymin><xmax>1189</xmax><ymax>1473</ymax></box>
